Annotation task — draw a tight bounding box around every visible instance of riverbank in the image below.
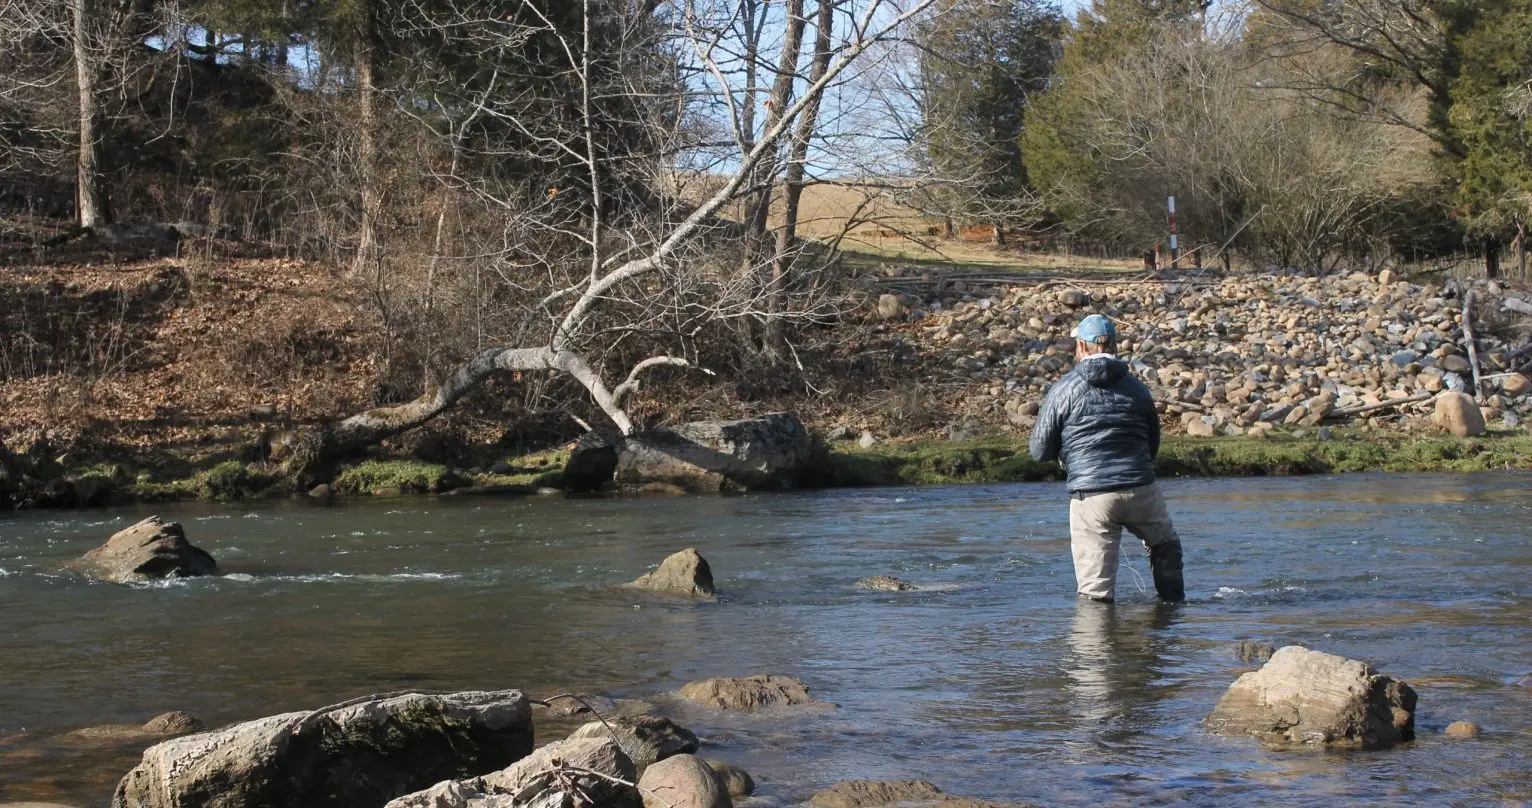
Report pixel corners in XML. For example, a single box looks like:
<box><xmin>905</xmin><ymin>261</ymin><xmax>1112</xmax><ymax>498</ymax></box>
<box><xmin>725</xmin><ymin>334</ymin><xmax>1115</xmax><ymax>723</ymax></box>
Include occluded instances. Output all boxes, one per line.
<box><xmin>4</xmin><ymin>429</ymin><xmax>1531</xmax><ymax>510</ymax></box>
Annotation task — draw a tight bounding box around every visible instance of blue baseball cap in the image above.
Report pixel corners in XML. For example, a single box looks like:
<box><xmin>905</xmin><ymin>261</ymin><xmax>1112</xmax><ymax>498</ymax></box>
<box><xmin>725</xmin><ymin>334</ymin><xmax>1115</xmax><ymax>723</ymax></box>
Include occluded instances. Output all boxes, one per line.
<box><xmin>1071</xmin><ymin>314</ymin><xmax>1117</xmax><ymax>344</ymax></box>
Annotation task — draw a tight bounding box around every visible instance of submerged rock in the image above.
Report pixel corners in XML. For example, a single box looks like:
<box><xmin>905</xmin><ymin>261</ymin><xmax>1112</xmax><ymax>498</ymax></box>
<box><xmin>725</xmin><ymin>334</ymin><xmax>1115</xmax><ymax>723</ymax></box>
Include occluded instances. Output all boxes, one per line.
<box><xmin>113</xmin><ymin>690</ymin><xmax>532</xmax><ymax>808</ymax></box>
<box><xmin>638</xmin><ymin>754</ymin><xmax>731</xmax><ymax>808</ymax></box>
<box><xmin>628</xmin><ymin>549</ymin><xmax>715</xmax><ymax>598</ymax></box>
<box><xmin>677</xmin><ymin>675</ymin><xmax>824</xmax><ymax>712</ymax></box>
<box><xmin>1204</xmin><ymin>646</ymin><xmax>1416</xmax><ymax>749</ymax></box>
<box><xmin>1234</xmin><ymin>640</ymin><xmax>1276</xmax><ymax>665</ymax></box>
<box><xmin>854</xmin><ymin>575</ymin><xmax>918</xmax><ymax>592</ymax></box>
<box><xmin>807</xmin><ymin>781</ymin><xmax>945</xmax><ymax>808</ymax></box>
<box><xmin>65</xmin><ymin>516</ymin><xmax>217</xmax><ymax>583</ymax></box>
<box><xmin>807</xmin><ymin>781</ymin><xmax>1023</xmax><ymax>808</ymax></box>
<box><xmin>1444</xmin><ymin>720</ymin><xmax>1481</xmax><ymax>738</ymax></box>
<box><xmin>567</xmin><ymin>715</ymin><xmax>699</xmax><ymax>772</ymax></box>
<box><xmin>57</xmin><ymin>712</ymin><xmax>203</xmax><ymax>745</ymax></box>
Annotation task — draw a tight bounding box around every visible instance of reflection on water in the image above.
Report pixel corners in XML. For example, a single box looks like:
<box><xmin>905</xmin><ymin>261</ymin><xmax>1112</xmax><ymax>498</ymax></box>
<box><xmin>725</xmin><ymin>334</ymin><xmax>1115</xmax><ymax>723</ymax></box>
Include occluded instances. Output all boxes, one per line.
<box><xmin>1</xmin><ymin>472</ymin><xmax>1530</xmax><ymax>807</ymax></box>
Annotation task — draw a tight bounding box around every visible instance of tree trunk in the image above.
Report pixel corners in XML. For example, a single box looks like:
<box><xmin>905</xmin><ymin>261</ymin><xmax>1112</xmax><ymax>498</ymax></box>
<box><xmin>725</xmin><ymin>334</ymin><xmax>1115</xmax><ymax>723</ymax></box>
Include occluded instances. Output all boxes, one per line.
<box><xmin>72</xmin><ymin>0</ymin><xmax>110</xmax><ymax>229</ymax></box>
<box><xmin>1484</xmin><ymin>235</ymin><xmax>1500</xmax><ymax>279</ymax></box>
<box><xmin>944</xmin><ymin>217</ymin><xmax>956</xmax><ymax>238</ymax></box>
<box><xmin>352</xmin><ymin>8</ymin><xmax>380</xmax><ymax>276</ymax></box>
<box><xmin>1516</xmin><ymin>218</ymin><xmax>1527</xmax><ymax>278</ymax></box>
<box><xmin>992</xmin><ymin>222</ymin><xmax>1006</xmax><ymax>247</ymax></box>
<box><xmin>739</xmin><ymin>0</ymin><xmax>807</xmax><ymax>278</ymax></box>
<box><xmin>765</xmin><ymin>0</ymin><xmax>833</xmax><ymax>352</ymax></box>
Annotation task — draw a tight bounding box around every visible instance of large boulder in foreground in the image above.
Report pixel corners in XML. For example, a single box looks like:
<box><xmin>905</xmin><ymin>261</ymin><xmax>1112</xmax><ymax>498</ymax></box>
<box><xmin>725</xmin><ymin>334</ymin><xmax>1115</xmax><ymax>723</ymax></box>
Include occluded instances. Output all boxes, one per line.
<box><xmin>614</xmin><ymin>413</ymin><xmax>813</xmax><ymax>493</ymax></box>
<box><xmin>385</xmin><ymin>737</ymin><xmax>639</xmax><ymax>808</ymax></box>
<box><xmin>1433</xmin><ymin>392</ymin><xmax>1486</xmax><ymax>437</ymax></box>
<box><xmin>1204</xmin><ymin>646</ymin><xmax>1416</xmax><ymax>749</ymax></box>
<box><xmin>66</xmin><ymin>516</ymin><xmax>217</xmax><ymax>583</ymax></box>
<box><xmin>678</xmin><ymin>675</ymin><xmax>824</xmax><ymax>712</ymax></box>
<box><xmin>113</xmin><ymin>690</ymin><xmax>532</xmax><ymax>808</ymax></box>
<box><xmin>628</xmin><ymin>549</ymin><xmax>715</xmax><ymax>598</ymax></box>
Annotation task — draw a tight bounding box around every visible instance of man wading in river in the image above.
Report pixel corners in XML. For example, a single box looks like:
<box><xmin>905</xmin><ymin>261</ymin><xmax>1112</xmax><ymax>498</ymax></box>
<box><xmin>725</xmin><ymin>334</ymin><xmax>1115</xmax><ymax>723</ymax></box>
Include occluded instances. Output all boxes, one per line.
<box><xmin>1029</xmin><ymin>314</ymin><xmax>1185</xmax><ymax>603</ymax></box>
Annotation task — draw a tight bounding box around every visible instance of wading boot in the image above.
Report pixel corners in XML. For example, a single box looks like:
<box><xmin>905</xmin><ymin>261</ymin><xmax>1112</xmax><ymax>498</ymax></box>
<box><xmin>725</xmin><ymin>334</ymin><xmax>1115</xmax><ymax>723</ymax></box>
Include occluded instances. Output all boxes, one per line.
<box><xmin>1149</xmin><ymin>541</ymin><xmax>1185</xmax><ymax>603</ymax></box>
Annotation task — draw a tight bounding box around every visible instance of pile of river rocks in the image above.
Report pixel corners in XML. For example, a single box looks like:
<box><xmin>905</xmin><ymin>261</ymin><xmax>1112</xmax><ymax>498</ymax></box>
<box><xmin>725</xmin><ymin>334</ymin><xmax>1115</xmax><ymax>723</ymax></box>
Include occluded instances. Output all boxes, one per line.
<box><xmin>870</xmin><ymin>270</ymin><xmax>1532</xmax><ymax>437</ymax></box>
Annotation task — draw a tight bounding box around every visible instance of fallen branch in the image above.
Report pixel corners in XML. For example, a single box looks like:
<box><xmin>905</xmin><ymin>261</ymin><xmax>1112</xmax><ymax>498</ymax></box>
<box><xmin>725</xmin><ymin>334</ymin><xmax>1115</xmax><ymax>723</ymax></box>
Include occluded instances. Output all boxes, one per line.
<box><xmin>1327</xmin><ymin>392</ymin><xmax>1432</xmax><ymax>419</ymax></box>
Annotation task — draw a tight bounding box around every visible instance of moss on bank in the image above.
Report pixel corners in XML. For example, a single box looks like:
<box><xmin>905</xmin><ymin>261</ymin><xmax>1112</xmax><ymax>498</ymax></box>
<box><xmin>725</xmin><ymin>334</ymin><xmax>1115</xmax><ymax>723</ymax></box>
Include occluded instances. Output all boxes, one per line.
<box><xmin>814</xmin><ymin>431</ymin><xmax>1532</xmax><ymax>487</ymax></box>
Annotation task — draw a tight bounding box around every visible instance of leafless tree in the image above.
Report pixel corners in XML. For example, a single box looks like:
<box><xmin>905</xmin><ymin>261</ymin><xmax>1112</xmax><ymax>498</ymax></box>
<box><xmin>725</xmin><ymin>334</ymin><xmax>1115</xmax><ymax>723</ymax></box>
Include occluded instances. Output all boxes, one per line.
<box><xmin>276</xmin><ymin>0</ymin><xmax>939</xmax><ymax>464</ymax></box>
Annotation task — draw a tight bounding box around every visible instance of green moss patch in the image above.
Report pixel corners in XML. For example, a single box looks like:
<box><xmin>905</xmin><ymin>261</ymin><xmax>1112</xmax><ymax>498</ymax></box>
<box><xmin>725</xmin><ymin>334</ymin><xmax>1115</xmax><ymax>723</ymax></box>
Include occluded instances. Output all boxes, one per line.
<box><xmin>332</xmin><ymin>460</ymin><xmax>462</xmax><ymax>495</ymax></box>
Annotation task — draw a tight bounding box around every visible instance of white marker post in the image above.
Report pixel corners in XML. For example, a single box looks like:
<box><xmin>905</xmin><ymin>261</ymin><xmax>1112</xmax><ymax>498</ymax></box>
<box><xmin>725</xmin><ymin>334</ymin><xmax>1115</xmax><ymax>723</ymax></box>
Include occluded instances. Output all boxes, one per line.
<box><xmin>1167</xmin><ymin>195</ymin><xmax>1180</xmax><ymax>270</ymax></box>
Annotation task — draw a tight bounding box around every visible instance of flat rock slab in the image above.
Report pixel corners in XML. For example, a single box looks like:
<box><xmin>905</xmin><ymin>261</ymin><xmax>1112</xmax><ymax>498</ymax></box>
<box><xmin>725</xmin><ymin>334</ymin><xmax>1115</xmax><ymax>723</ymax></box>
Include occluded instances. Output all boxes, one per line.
<box><xmin>1205</xmin><ymin>645</ymin><xmax>1416</xmax><ymax>749</ymax></box>
<box><xmin>113</xmin><ymin>690</ymin><xmax>532</xmax><ymax>808</ymax></box>
<box><xmin>678</xmin><ymin>675</ymin><xmax>828</xmax><ymax>712</ymax></box>
<box><xmin>65</xmin><ymin>516</ymin><xmax>217</xmax><ymax>583</ymax></box>
<box><xmin>614</xmin><ymin>413</ymin><xmax>813</xmax><ymax>493</ymax></box>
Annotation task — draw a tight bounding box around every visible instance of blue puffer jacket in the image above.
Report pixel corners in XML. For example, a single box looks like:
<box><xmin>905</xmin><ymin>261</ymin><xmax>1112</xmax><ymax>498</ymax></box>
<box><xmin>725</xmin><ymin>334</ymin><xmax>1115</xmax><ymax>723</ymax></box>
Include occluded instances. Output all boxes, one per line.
<box><xmin>1028</xmin><ymin>355</ymin><xmax>1159</xmax><ymax>493</ymax></box>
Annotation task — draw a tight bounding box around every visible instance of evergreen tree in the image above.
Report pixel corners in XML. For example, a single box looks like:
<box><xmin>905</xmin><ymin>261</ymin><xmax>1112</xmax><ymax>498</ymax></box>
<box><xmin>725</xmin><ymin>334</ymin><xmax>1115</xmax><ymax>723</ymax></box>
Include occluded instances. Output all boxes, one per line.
<box><xmin>916</xmin><ymin>0</ymin><xmax>1061</xmax><ymax>243</ymax></box>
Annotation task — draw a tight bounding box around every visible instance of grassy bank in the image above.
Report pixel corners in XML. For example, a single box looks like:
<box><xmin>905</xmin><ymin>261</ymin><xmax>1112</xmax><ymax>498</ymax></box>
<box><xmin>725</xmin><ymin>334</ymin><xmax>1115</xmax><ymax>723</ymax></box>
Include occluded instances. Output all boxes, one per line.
<box><xmin>814</xmin><ymin>431</ymin><xmax>1532</xmax><ymax>487</ymax></box>
<box><xmin>4</xmin><ymin>431</ymin><xmax>1530</xmax><ymax>511</ymax></box>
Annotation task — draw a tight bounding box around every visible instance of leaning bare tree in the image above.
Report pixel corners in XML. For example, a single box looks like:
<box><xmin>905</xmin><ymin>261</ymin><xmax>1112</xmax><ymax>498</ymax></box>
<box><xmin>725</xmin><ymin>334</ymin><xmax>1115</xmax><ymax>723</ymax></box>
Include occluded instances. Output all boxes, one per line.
<box><xmin>277</xmin><ymin>0</ymin><xmax>938</xmax><ymax>467</ymax></box>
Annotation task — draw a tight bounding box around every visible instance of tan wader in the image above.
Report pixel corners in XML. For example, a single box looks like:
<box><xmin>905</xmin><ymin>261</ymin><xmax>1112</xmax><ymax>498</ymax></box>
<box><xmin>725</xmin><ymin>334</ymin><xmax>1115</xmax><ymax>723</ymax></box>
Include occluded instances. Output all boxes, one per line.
<box><xmin>1069</xmin><ymin>482</ymin><xmax>1182</xmax><ymax>602</ymax></box>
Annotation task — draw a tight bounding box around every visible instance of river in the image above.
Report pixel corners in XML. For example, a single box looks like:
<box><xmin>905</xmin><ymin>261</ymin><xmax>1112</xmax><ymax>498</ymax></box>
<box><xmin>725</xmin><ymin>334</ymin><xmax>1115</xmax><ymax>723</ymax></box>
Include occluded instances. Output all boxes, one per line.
<box><xmin>2</xmin><ymin>473</ymin><xmax>1529</xmax><ymax>807</ymax></box>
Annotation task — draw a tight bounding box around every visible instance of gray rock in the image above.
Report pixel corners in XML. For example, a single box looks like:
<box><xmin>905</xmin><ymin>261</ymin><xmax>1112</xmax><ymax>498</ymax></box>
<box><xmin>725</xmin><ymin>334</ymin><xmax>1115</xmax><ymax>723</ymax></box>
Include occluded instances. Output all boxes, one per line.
<box><xmin>876</xmin><ymin>294</ymin><xmax>907</xmax><ymax>320</ymax></box>
<box><xmin>567</xmin><ymin>715</ymin><xmax>699</xmax><ymax>772</ymax></box>
<box><xmin>65</xmin><ymin>516</ymin><xmax>217</xmax><ymax>584</ymax></box>
<box><xmin>1440</xmin><ymin>354</ymin><xmax>1472</xmax><ymax>374</ymax></box>
<box><xmin>614</xmin><ymin>413</ymin><xmax>812</xmax><ymax>493</ymax></box>
<box><xmin>637</xmin><ymin>755</ymin><xmax>730</xmax><ymax>808</ymax></box>
<box><xmin>1444</xmin><ymin>720</ymin><xmax>1481</xmax><ymax>738</ymax></box>
<box><xmin>826</xmin><ymin>426</ymin><xmax>854</xmax><ymax>442</ymax></box>
<box><xmin>856</xmin><ymin>431</ymin><xmax>877</xmax><ymax>449</ymax></box>
<box><xmin>628</xmin><ymin>549</ymin><xmax>715</xmax><ymax>598</ymax></box>
<box><xmin>1204</xmin><ymin>646</ymin><xmax>1416</xmax><ymax>749</ymax></box>
<box><xmin>113</xmin><ymin>690</ymin><xmax>533</xmax><ymax>808</ymax></box>
<box><xmin>677</xmin><ymin>675</ymin><xmax>825</xmax><ymax>712</ymax></box>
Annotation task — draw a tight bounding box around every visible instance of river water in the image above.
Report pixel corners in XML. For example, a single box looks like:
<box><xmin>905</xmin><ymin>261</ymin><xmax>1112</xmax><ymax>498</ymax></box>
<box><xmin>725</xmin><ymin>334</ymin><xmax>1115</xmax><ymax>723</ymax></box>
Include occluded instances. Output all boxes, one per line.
<box><xmin>1</xmin><ymin>474</ymin><xmax>1530</xmax><ymax>807</ymax></box>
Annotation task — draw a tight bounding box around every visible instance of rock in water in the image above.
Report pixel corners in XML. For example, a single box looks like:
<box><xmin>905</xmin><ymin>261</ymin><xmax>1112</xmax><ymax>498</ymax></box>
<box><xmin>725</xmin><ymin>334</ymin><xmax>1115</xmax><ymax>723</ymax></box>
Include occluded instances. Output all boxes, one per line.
<box><xmin>855</xmin><ymin>575</ymin><xmax>918</xmax><ymax>592</ymax></box>
<box><xmin>1444</xmin><ymin>720</ymin><xmax>1481</xmax><ymax>738</ymax></box>
<box><xmin>637</xmin><ymin>755</ymin><xmax>730</xmax><ymax>808</ymax></box>
<box><xmin>1204</xmin><ymin>646</ymin><xmax>1416</xmax><ymax>749</ymax></box>
<box><xmin>808</xmin><ymin>781</ymin><xmax>945</xmax><ymax>808</ymax></box>
<box><xmin>701</xmin><ymin>760</ymin><xmax>755</xmax><ymax>797</ymax></box>
<box><xmin>614</xmin><ymin>413</ymin><xmax>812</xmax><ymax>493</ymax></box>
<box><xmin>1432</xmin><ymin>392</ymin><xmax>1486</xmax><ymax>437</ymax></box>
<box><xmin>1235</xmin><ymin>641</ymin><xmax>1276</xmax><ymax>665</ymax></box>
<box><xmin>677</xmin><ymin>675</ymin><xmax>821</xmax><ymax>712</ymax></box>
<box><xmin>66</xmin><ymin>516</ymin><xmax>217</xmax><ymax>583</ymax></box>
<box><xmin>567</xmin><ymin>715</ymin><xmax>699</xmax><ymax>772</ymax></box>
<box><xmin>629</xmin><ymin>549</ymin><xmax>715</xmax><ymax>598</ymax></box>
<box><xmin>112</xmin><ymin>690</ymin><xmax>533</xmax><ymax>808</ymax></box>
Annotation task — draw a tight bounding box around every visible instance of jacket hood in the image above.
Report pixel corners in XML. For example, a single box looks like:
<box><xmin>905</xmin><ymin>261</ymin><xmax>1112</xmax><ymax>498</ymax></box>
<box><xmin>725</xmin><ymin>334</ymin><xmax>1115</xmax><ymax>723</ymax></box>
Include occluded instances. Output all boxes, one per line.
<box><xmin>1076</xmin><ymin>355</ymin><xmax>1129</xmax><ymax>387</ymax></box>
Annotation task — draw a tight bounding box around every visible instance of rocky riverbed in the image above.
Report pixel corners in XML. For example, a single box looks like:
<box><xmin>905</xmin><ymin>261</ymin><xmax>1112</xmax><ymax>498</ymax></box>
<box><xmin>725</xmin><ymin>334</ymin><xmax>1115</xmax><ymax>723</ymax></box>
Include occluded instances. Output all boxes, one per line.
<box><xmin>863</xmin><ymin>269</ymin><xmax>1532</xmax><ymax>440</ymax></box>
